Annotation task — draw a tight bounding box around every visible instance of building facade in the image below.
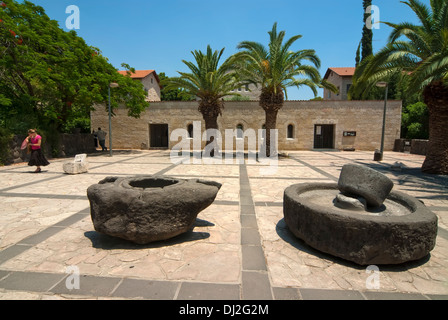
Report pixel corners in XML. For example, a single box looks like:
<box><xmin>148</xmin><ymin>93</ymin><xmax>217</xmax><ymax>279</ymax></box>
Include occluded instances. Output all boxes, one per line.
<box><xmin>91</xmin><ymin>99</ymin><xmax>402</xmax><ymax>152</ymax></box>
<box><xmin>323</xmin><ymin>67</ymin><xmax>356</xmax><ymax>101</ymax></box>
<box><xmin>118</xmin><ymin>70</ymin><xmax>161</xmax><ymax>102</ymax></box>
<box><xmin>229</xmin><ymin>83</ymin><xmax>262</xmax><ymax>100</ymax></box>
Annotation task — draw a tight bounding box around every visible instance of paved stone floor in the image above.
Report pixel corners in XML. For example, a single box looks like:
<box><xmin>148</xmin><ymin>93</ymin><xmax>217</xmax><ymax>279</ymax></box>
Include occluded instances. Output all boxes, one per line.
<box><xmin>0</xmin><ymin>150</ymin><xmax>447</xmax><ymax>300</ymax></box>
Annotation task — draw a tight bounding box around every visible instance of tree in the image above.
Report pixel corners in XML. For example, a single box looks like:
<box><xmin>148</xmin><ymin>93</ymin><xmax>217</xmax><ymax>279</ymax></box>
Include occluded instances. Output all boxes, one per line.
<box><xmin>234</xmin><ymin>22</ymin><xmax>337</xmax><ymax>156</ymax></box>
<box><xmin>355</xmin><ymin>40</ymin><xmax>361</xmax><ymax>67</ymax></box>
<box><xmin>0</xmin><ymin>0</ymin><xmax>148</xmax><ymax>134</ymax></box>
<box><xmin>351</xmin><ymin>0</ymin><xmax>448</xmax><ymax>174</ymax></box>
<box><xmin>361</xmin><ymin>0</ymin><xmax>373</xmax><ymax>61</ymax></box>
<box><xmin>164</xmin><ymin>45</ymin><xmax>240</xmax><ymax>153</ymax></box>
<box><xmin>159</xmin><ymin>72</ymin><xmax>193</xmax><ymax>101</ymax></box>
<box><xmin>402</xmin><ymin>102</ymin><xmax>429</xmax><ymax>139</ymax></box>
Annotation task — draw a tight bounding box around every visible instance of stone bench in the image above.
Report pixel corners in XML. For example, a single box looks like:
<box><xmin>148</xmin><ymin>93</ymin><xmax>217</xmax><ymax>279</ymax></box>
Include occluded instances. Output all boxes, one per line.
<box><xmin>63</xmin><ymin>154</ymin><xmax>88</xmax><ymax>174</ymax></box>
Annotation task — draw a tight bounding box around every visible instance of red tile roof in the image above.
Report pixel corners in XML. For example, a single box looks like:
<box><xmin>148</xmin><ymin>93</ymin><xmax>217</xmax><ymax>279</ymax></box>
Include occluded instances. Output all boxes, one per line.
<box><xmin>324</xmin><ymin>67</ymin><xmax>356</xmax><ymax>79</ymax></box>
<box><xmin>118</xmin><ymin>69</ymin><xmax>160</xmax><ymax>83</ymax></box>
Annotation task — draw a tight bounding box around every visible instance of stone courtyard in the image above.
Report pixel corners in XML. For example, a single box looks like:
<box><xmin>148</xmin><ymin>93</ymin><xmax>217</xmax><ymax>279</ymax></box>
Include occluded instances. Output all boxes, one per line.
<box><xmin>0</xmin><ymin>150</ymin><xmax>447</xmax><ymax>300</ymax></box>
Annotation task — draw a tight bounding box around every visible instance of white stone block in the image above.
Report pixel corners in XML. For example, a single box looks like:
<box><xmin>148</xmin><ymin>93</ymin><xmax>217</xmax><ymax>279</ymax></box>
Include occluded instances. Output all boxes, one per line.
<box><xmin>63</xmin><ymin>154</ymin><xmax>88</xmax><ymax>174</ymax></box>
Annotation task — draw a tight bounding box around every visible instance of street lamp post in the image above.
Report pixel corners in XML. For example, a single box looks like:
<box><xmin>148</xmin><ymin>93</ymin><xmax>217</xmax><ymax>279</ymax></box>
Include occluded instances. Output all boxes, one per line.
<box><xmin>374</xmin><ymin>81</ymin><xmax>388</xmax><ymax>161</ymax></box>
<box><xmin>108</xmin><ymin>83</ymin><xmax>119</xmax><ymax>157</ymax></box>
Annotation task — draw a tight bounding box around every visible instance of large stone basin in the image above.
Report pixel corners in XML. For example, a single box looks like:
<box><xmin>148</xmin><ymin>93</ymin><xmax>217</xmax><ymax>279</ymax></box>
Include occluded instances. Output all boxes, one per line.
<box><xmin>283</xmin><ymin>183</ymin><xmax>438</xmax><ymax>265</ymax></box>
<box><xmin>87</xmin><ymin>176</ymin><xmax>221</xmax><ymax>244</ymax></box>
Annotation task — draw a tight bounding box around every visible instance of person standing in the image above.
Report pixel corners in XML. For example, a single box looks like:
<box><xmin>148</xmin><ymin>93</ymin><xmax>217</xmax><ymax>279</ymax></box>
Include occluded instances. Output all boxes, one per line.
<box><xmin>92</xmin><ymin>129</ymin><xmax>98</xmax><ymax>148</ymax></box>
<box><xmin>27</xmin><ymin>129</ymin><xmax>50</xmax><ymax>173</ymax></box>
<box><xmin>96</xmin><ymin>127</ymin><xmax>107</xmax><ymax>151</ymax></box>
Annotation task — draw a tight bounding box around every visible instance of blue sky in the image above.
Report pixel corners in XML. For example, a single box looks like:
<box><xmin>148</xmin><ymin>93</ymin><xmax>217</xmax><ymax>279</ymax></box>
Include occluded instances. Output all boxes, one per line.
<box><xmin>28</xmin><ymin>0</ymin><xmax>426</xmax><ymax>100</ymax></box>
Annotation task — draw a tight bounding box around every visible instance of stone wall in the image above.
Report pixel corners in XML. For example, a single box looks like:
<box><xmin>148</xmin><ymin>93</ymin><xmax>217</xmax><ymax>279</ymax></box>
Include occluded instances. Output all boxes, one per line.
<box><xmin>5</xmin><ymin>133</ymin><xmax>96</xmax><ymax>165</ymax></box>
<box><xmin>323</xmin><ymin>72</ymin><xmax>353</xmax><ymax>101</ymax></box>
<box><xmin>394</xmin><ymin>138</ymin><xmax>428</xmax><ymax>155</ymax></box>
<box><xmin>7</xmin><ymin>135</ymin><xmax>29</xmax><ymax>164</ymax></box>
<box><xmin>90</xmin><ymin>100</ymin><xmax>402</xmax><ymax>152</ymax></box>
<box><xmin>140</xmin><ymin>73</ymin><xmax>161</xmax><ymax>102</ymax></box>
<box><xmin>410</xmin><ymin>139</ymin><xmax>428</xmax><ymax>155</ymax></box>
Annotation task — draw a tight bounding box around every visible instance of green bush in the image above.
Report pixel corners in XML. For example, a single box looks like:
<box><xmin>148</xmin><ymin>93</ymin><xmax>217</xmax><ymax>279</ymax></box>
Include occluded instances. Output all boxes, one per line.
<box><xmin>402</xmin><ymin>102</ymin><xmax>429</xmax><ymax>139</ymax></box>
<box><xmin>0</xmin><ymin>127</ymin><xmax>13</xmax><ymax>166</ymax></box>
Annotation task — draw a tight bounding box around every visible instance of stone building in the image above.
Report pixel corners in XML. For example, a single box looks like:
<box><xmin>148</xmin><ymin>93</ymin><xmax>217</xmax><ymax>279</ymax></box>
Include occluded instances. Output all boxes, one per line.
<box><xmin>91</xmin><ymin>99</ymin><xmax>402</xmax><ymax>152</ymax></box>
<box><xmin>229</xmin><ymin>83</ymin><xmax>261</xmax><ymax>100</ymax></box>
<box><xmin>117</xmin><ymin>69</ymin><xmax>161</xmax><ymax>101</ymax></box>
<box><xmin>323</xmin><ymin>67</ymin><xmax>356</xmax><ymax>101</ymax></box>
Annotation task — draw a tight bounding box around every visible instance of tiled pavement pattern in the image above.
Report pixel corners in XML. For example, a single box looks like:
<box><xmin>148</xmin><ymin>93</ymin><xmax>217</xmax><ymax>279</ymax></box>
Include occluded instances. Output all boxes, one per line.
<box><xmin>0</xmin><ymin>150</ymin><xmax>447</xmax><ymax>300</ymax></box>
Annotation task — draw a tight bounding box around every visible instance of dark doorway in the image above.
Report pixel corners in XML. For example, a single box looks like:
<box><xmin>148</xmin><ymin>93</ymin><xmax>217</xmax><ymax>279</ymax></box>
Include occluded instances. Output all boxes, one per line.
<box><xmin>314</xmin><ymin>124</ymin><xmax>334</xmax><ymax>149</ymax></box>
<box><xmin>150</xmin><ymin>124</ymin><xmax>169</xmax><ymax>148</ymax></box>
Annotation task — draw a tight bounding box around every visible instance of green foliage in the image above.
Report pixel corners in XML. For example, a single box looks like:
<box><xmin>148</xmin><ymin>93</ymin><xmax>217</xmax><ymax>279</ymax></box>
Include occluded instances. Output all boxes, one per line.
<box><xmin>159</xmin><ymin>72</ymin><xmax>193</xmax><ymax>101</ymax></box>
<box><xmin>165</xmin><ymin>45</ymin><xmax>241</xmax><ymax>102</ymax></box>
<box><xmin>0</xmin><ymin>0</ymin><xmax>148</xmax><ymax>135</ymax></box>
<box><xmin>164</xmin><ymin>45</ymin><xmax>242</xmax><ymax>124</ymax></box>
<box><xmin>351</xmin><ymin>0</ymin><xmax>448</xmax><ymax>99</ymax></box>
<box><xmin>355</xmin><ymin>41</ymin><xmax>361</xmax><ymax>67</ymax></box>
<box><xmin>402</xmin><ymin>102</ymin><xmax>429</xmax><ymax>139</ymax></box>
<box><xmin>224</xmin><ymin>95</ymin><xmax>250</xmax><ymax>101</ymax></box>
<box><xmin>233</xmin><ymin>22</ymin><xmax>337</xmax><ymax>100</ymax></box>
<box><xmin>0</xmin><ymin>127</ymin><xmax>13</xmax><ymax>166</ymax></box>
<box><xmin>361</xmin><ymin>0</ymin><xmax>373</xmax><ymax>61</ymax></box>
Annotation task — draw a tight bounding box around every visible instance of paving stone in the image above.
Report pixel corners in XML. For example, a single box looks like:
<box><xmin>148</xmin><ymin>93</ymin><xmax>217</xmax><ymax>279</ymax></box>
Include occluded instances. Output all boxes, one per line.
<box><xmin>0</xmin><ymin>271</ymin><xmax>66</xmax><ymax>292</ymax></box>
<box><xmin>177</xmin><ymin>282</ymin><xmax>240</xmax><ymax>300</ymax></box>
<box><xmin>18</xmin><ymin>227</ymin><xmax>63</xmax><ymax>246</ymax></box>
<box><xmin>242</xmin><ymin>245</ymin><xmax>267</xmax><ymax>271</ymax></box>
<box><xmin>272</xmin><ymin>287</ymin><xmax>301</xmax><ymax>300</ymax></box>
<box><xmin>242</xmin><ymin>271</ymin><xmax>272</xmax><ymax>300</ymax></box>
<box><xmin>240</xmin><ymin>214</ymin><xmax>258</xmax><ymax>228</ymax></box>
<box><xmin>0</xmin><ymin>245</ymin><xmax>32</xmax><ymax>265</ymax></box>
<box><xmin>112</xmin><ymin>278</ymin><xmax>179</xmax><ymax>299</ymax></box>
<box><xmin>0</xmin><ymin>150</ymin><xmax>447</xmax><ymax>300</ymax></box>
<box><xmin>50</xmin><ymin>274</ymin><xmax>122</xmax><ymax>297</ymax></box>
<box><xmin>363</xmin><ymin>291</ymin><xmax>429</xmax><ymax>300</ymax></box>
<box><xmin>241</xmin><ymin>228</ymin><xmax>261</xmax><ymax>245</ymax></box>
<box><xmin>299</xmin><ymin>288</ymin><xmax>365</xmax><ymax>300</ymax></box>
<box><xmin>426</xmin><ymin>294</ymin><xmax>448</xmax><ymax>300</ymax></box>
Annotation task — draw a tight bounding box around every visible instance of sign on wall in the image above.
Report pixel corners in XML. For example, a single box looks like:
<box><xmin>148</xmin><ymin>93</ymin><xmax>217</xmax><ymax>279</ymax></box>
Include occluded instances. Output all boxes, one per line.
<box><xmin>343</xmin><ymin>131</ymin><xmax>357</xmax><ymax>137</ymax></box>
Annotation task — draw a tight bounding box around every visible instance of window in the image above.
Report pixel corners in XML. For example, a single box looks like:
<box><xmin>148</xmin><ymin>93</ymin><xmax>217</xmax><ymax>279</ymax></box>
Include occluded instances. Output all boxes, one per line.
<box><xmin>261</xmin><ymin>124</ymin><xmax>266</xmax><ymax>140</ymax></box>
<box><xmin>287</xmin><ymin>124</ymin><xmax>294</xmax><ymax>139</ymax></box>
<box><xmin>151</xmin><ymin>78</ymin><xmax>153</xmax><ymax>84</ymax></box>
<box><xmin>236</xmin><ymin>124</ymin><xmax>244</xmax><ymax>139</ymax></box>
<box><xmin>245</xmin><ymin>84</ymin><xmax>249</xmax><ymax>92</ymax></box>
<box><xmin>346</xmin><ymin>84</ymin><xmax>352</xmax><ymax>94</ymax></box>
<box><xmin>187</xmin><ymin>124</ymin><xmax>194</xmax><ymax>138</ymax></box>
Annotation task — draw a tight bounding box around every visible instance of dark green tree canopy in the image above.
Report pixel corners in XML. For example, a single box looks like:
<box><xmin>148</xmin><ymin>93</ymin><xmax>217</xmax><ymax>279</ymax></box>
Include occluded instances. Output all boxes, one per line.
<box><xmin>164</xmin><ymin>45</ymin><xmax>241</xmax><ymax>124</ymax></box>
<box><xmin>0</xmin><ymin>0</ymin><xmax>148</xmax><ymax>133</ymax></box>
<box><xmin>361</xmin><ymin>0</ymin><xmax>373</xmax><ymax>61</ymax></box>
<box><xmin>351</xmin><ymin>0</ymin><xmax>448</xmax><ymax>174</ymax></box>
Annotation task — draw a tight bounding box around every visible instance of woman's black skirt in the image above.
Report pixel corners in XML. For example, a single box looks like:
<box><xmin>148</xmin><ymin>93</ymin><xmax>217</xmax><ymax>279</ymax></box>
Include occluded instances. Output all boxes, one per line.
<box><xmin>28</xmin><ymin>149</ymin><xmax>50</xmax><ymax>167</ymax></box>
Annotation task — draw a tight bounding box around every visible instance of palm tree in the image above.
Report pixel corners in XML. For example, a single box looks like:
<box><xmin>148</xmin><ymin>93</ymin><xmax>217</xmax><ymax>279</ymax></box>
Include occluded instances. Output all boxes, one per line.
<box><xmin>234</xmin><ymin>23</ymin><xmax>337</xmax><ymax>156</ymax></box>
<box><xmin>351</xmin><ymin>0</ymin><xmax>448</xmax><ymax>175</ymax></box>
<box><xmin>165</xmin><ymin>45</ymin><xmax>240</xmax><ymax>153</ymax></box>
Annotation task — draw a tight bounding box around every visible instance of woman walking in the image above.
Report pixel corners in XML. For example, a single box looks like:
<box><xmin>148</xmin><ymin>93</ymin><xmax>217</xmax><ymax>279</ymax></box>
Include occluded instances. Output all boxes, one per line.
<box><xmin>26</xmin><ymin>129</ymin><xmax>50</xmax><ymax>173</ymax></box>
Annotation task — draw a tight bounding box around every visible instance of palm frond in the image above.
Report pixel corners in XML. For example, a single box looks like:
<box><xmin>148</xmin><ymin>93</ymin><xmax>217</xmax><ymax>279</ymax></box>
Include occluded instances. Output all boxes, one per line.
<box><xmin>353</xmin><ymin>0</ymin><xmax>448</xmax><ymax>97</ymax></box>
<box><xmin>234</xmin><ymin>23</ymin><xmax>325</xmax><ymax>99</ymax></box>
